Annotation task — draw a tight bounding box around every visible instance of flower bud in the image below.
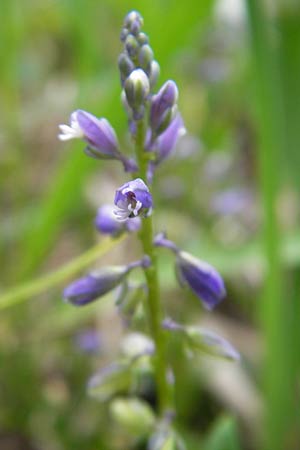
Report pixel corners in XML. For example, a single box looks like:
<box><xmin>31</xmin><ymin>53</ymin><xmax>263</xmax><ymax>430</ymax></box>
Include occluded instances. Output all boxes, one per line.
<box><xmin>124</xmin><ymin>69</ymin><xmax>150</xmax><ymax>116</ymax></box>
<box><xmin>120</xmin><ymin>27</ymin><xmax>129</xmax><ymax>42</ymax></box>
<box><xmin>138</xmin><ymin>44</ymin><xmax>154</xmax><ymax>73</ymax></box>
<box><xmin>176</xmin><ymin>250</ymin><xmax>226</xmax><ymax>310</ymax></box>
<box><xmin>114</xmin><ymin>178</ymin><xmax>152</xmax><ymax>221</ymax></box>
<box><xmin>163</xmin><ymin>318</ymin><xmax>240</xmax><ymax>361</ymax></box>
<box><xmin>121</xmin><ymin>332</ymin><xmax>155</xmax><ymax>360</ymax></box>
<box><xmin>118</xmin><ymin>52</ymin><xmax>135</xmax><ymax>84</ymax></box>
<box><xmin>148</xmin><ymin>427</ymin><xmax>186</xmax><ymax>450</ymax></box>
<box><xmin>88</xmin><ymin>363</ymin><xmax>132</xmax><ymax>401</ymax></box>
<box><xmin>149</xmin><ymin>60</ymin><xmax>160</xmax><ymax>89</ymax></box>
<box><xmin>109</xmin><ymin>397</ymin><xmax>155</xmax><ymax>436</ymax></box>
<box><xmin>63</xmin><ymin>257</ymin><xmax>148</xmax><ymax>306</ymax></box>
<box><xmin>125</xmin><ymin>34</ymin><xmax>139</xmax><ymax>57</ymax></box>
<box><xmin>154</xmin><ymin>233</ymin><xmax>226</xmax><ymax>310</ymax></box>
<box><xmin>124</xmin><ymin>11</ymin><xmax>144</xmax><ymax>35</ymax></box>
<box><xmin>150</xmin><ymin>81</ymin><xmax>179</xmax><ymax>136</ymax></box>
<box><xmin>137</xmin><ymin>32</ymin><xmax>149</xmax><ymax>46</ymax></box>
<box><xmin>115</xmin><ymin>282</ymin><xmax>146</xmax><ymax>322</ymax></box>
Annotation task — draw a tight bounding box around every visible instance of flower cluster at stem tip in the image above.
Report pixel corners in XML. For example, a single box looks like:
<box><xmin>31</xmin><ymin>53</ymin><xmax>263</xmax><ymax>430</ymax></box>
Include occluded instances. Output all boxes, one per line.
<box><xmin>58</xmin><ymin>10</ymin><xmax>239</xmax><ymax>446</ymax></box>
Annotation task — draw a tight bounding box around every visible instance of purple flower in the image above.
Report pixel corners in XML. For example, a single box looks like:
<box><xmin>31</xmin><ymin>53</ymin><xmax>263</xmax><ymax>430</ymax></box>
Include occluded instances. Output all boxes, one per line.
<box><xmin>63</xmin><ymin>257</ymin><xmax>150</xmax><ymax>306</ymax></box>
<box><xmin>150</xmin><ymin>80</ymin><xmax>178</xmax><ymax>135</ymax></box>
<box><xmin>58</xmin><ymin>110</ymin><xmax>137</xmax><ymax>172</ymax></box>
<box><xmin>95</xmin><ymin>204</ymin><xmax>141</xmax><ymax>236</ymax></box>
<box><xmin>176</xmin><ymin>251</ymin><xmax>226</xmax><ymax>310</ymax></box>
<box><xmin>114</xmin><ymin>178</ymin><xmax>152</xmax><ymax>221</ymax></box>
<box><xmin>154</xmin><ymin>233</ymin><xmax>226</xmax><ymax>310</ymax></box>
<box><xmin>58</xmin><ymin>110</ymin><xmax>119</xmax><ymax>155</ymax></box>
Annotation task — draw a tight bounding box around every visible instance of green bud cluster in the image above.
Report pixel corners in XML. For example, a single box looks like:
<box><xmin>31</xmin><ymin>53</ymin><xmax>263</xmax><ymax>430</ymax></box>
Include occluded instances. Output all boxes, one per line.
<box><xmin>118</xmin><ymin>11</ymin><xmax>160</xmax><ymax>119</ymax></box>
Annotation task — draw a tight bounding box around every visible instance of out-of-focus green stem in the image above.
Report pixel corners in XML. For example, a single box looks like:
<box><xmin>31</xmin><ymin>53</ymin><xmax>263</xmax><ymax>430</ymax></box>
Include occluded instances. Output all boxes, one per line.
<box><xmin>0</xmin><ymin>235</ymin><xmax>126</xmax><ymax>310</ymax></box>
<box><xmin>135</xmin><ymin>119</ymin><xmax>172</xmax><ymax>415</ymax></box>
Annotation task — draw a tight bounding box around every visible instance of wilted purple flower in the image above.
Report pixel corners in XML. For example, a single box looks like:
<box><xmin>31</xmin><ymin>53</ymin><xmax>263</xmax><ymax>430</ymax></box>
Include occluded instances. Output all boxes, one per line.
<box><xmin>114</xmin><ymin>178</ymin><xmax>152</xmax><ymax>221</ymax></box>
<box><xmin>63</xmin><ymin>256</ymin><xmax>150</xmax><ymax>306</ymax></box>
<box><xmin>154</xmin><ymin>233</ymin><xmax>226</xmax><ymax>310</ymax></box>
<box><xmin>150</xmin><ymin>80</ymin><xmax>178</xmax><ymax>136</ymax></box>
<box><xmin>58</xmin><ymin>109</ymin><xmax>137</xmax><ymax>172</ymax></box>
<box><xmin>95</xmin><ymin>204</ymin><xmax>141</xmax><ymax>236</ymax></box>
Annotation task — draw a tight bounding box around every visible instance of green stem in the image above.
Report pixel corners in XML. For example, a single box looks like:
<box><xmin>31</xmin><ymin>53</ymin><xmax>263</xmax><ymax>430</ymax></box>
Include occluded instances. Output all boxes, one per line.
<box><xmin>135</xmin><ymin>119</ymin><xmax>172</xmax><ymax>415</ymax></box>
<box><xmin>0</xmin><ymin>235</ymin><xmax>126</xmax><ymax>310</ymax></box>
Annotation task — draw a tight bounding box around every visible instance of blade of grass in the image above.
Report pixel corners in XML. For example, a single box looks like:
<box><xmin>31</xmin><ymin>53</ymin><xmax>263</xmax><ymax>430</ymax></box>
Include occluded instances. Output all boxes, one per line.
<box><xmin>245</xmin><ymin>1</ymin><xmax>292</xmax><ymax>449</ymax></box>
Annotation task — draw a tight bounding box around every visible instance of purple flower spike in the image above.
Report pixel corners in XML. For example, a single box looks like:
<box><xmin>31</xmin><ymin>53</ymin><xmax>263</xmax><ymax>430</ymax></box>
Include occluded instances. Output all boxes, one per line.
<box><xmin>59</xmin><ymin>110</ymin><xmax>119</xmax><ymax>157</ymax></box>
<box><xmin>95</xmin><ymin>204</ymin><xmax>141</xmax><ymax>236</ymax></box>
<box><xmin>176</xmin><ymin>251</ymin><xmax>226</xmax><ymax>310</ymax></box>
<box><xmin>114</xmin><ymin>178</ymin><xmax>152</xmax><ymax>221</ymax></box>
<box><xmin>63</xmin><ymin>257</ymin><xmax>148</xmax><ymax>306</ymax></box>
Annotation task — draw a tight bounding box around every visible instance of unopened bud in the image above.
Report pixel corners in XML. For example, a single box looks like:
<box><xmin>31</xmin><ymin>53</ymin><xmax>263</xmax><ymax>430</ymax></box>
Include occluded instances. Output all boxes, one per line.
<box><xmin>124</xmin><ymin>69</ymin><xmax>150</xmax><ymax>114</ymax></box>
<box><xmin>121</xmin><ymin>332</ymin><xmax>155</xmax><ymax>360</ymax></box>
<box><xmin>87</xmin><ymin>363</ymin><xmax>132</xmax><ymax>401</ymax></box>
<box><xmin>149</xmin><ymin>60</ymin><xmax>160</xmax><ymax>88</ymax></box>
<box><xmin>138</xmin><ymin>44</ymin><xmax>154</xmax><ymax>73</ymax></box>
<box><xmin>137</xmin><ymin>32</ymin><xmax>149</xmax><ymax>46</ymax></box>
<box><xmin>63</xmin><ymin>257</ymin><xmax>148</xmax><ymax>306</ymax></box>
<box><xmin>163</xmin><ymin>318</ymin><xmax>240</xmax><ymax>361</ymax></box>
<box><xmin>118</xmin><ymin>52</ymin><xmax>135</xmax><ymax>84</ymax></box>
<box><xmin>125</xmin><ymin>34</ymin><xmax>139</xmax><ymax>58</ymax></box>
<box><xmin>124</xmin><ymin>11</ymin><xmax>144</xmax><ymax>35</ymax></box>
<box><xmin>120</xmin><ymin>27</ymin><xmax>129</xmax><ymax>42</ymax></box>
<box><xmin>150</xmin><ymin>81</ymin><xmax>179</xmax><ymax>135</ymax></box>
<box><xmin>110</xmin><ymin>397</ymin><xmax>155</xmax><ymax>436</ymax></box>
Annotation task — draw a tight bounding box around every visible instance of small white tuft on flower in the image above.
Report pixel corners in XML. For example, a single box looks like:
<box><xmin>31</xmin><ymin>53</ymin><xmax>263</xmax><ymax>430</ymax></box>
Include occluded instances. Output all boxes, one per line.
<box><xmin>58</xmin><ymin>112</ymin><xmax>84</xmax><ymax>141</ymax></box>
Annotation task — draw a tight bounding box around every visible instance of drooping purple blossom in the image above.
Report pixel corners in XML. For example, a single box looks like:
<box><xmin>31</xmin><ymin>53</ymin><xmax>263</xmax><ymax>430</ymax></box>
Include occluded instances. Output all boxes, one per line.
<box><xmin>114</xmin><ymin>178</ymin><xmax>152</xmax><ymax>221</ymax></box>
<box><xmin>95</xmin><ymin>204</ymin><xmax>141</xmax><ymax>236</ymax></box>
<box><xmin>154</xmin><ymin>233</ymin><xmax>226</xmax><ymax>310</ymax></box>
<box><xmin>63</xmin><ymin>257</ymin><xmax>150</xmax><ymax>306</ymax></box>
<box><xmin>176</xmin><ymin>251</ymin><xmax>226</xmax><ymax>310</ymax></box>
<box><xmin>58</xmin><ymin>109</ymin><xmax>137</xmax><ymax>172</ymax></box>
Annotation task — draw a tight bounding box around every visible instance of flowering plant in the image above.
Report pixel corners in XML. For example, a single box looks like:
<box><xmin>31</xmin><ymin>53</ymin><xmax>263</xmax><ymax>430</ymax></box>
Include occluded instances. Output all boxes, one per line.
<box><xmin>59</xmin><ymin>11</ymin><xmax>239</xmax><ymax>448</ymax></box>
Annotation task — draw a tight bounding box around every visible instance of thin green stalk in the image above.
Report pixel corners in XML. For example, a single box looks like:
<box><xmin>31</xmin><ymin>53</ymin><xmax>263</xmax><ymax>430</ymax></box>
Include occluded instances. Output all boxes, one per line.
<box><xmin>135</xmin><ymin>119</ymin><xmax>172</xmax><ymax>415</ymax></box>
<box><xmin>0</xmin><ymin>235</ymin><xmax>126</xmax><ymax>310</ymax></box>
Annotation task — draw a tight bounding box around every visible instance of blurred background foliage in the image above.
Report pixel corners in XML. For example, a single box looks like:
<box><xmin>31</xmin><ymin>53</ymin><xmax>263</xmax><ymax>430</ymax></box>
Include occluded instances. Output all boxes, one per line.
<box><xmin>1</xmin><ymin>0</ymin><xmax>300</xmax><ymax>449</ymax></box>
